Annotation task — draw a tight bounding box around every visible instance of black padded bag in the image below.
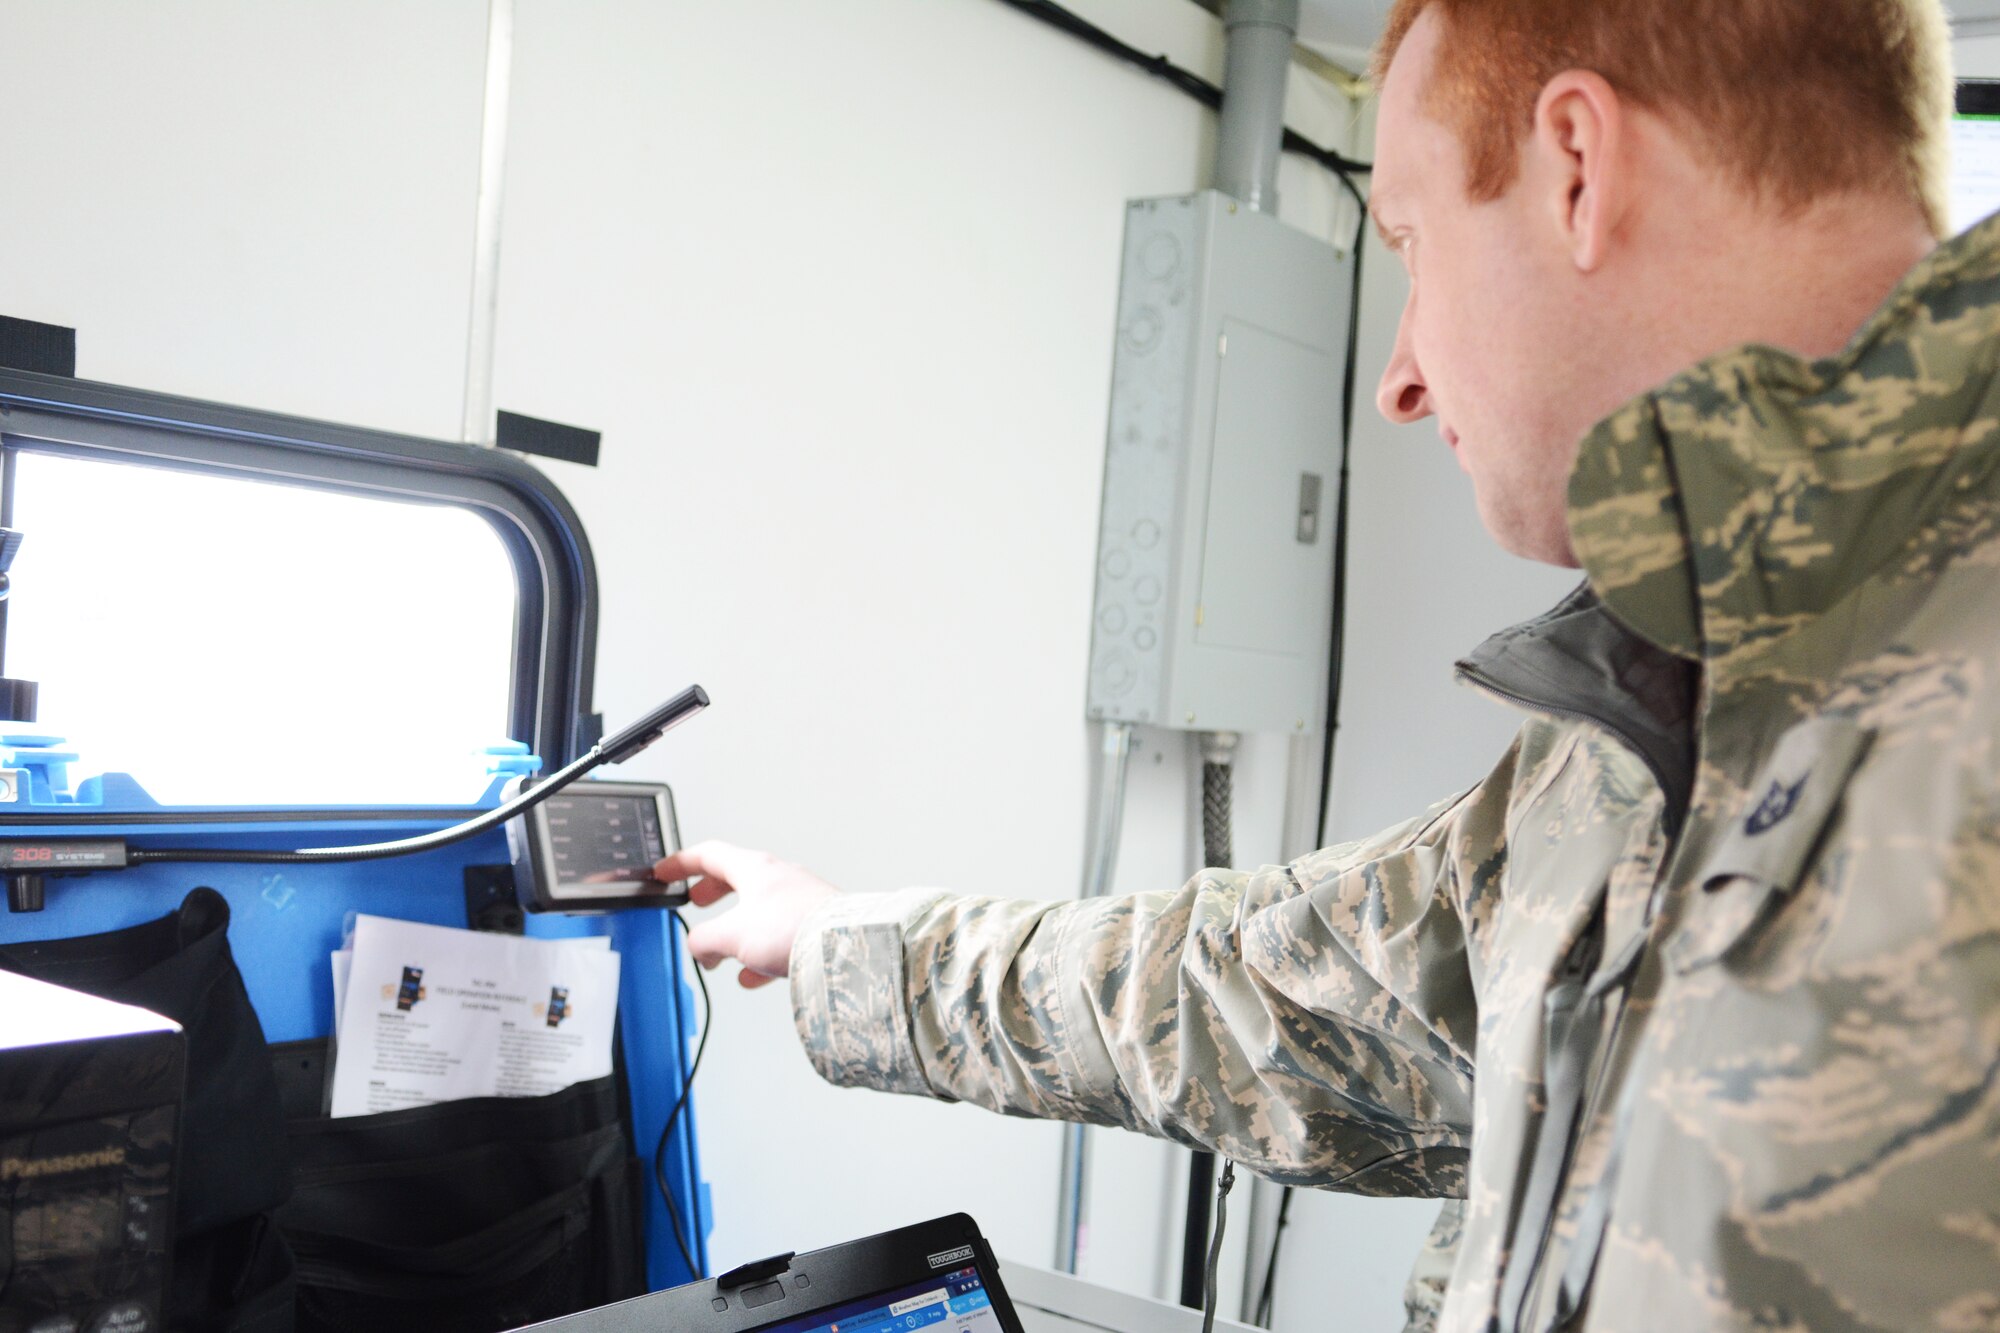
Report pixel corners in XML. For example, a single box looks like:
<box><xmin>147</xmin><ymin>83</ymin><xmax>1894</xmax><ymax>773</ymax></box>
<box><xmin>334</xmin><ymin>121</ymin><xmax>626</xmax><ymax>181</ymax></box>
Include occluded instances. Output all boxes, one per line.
<box><xmin>270</xmin><ymin>1039</ymin><xmax>645</xmax><ymax>1333</ymax></box>
<box><xmin>0</xmin><ymin>887</ymin><xmax>296</xmax><ymax>1332</ymax></box>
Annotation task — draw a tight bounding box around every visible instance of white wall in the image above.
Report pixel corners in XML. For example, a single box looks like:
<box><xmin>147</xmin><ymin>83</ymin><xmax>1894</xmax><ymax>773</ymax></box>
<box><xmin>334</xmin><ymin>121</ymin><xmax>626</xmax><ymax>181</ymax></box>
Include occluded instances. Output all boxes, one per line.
<box><xmin>1962</xmin><ymin>35</ymin><xmax>2000</xmax><ymax>74</ymax></box>
<box><xmin>0</xmin><ymin>3</ymin><xmax>1580</xmax><ymax>1329</ymax></box>
<box><xmin>0</xmin><ymin>0</ymin><xmax>486</xmax><ymax>437</ymax></box>
<box><xmin>483</xmin><ymin>4</ymin><xmax>1439</xmax><ymax>1322</ymax></box>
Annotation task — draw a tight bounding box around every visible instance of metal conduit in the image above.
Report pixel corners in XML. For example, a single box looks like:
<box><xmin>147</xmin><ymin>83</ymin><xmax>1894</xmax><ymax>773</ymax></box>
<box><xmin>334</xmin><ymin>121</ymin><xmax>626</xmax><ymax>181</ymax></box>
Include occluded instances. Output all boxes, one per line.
<box><xmin>1054</xmin><ymin>722</ymin><xmax>1137</xmax><ymax>1273</ymax></box>
<box><xmin>1213</xmin><ymin>0</ymin><xmax>1300</xmax><ymax>212</ymax></box>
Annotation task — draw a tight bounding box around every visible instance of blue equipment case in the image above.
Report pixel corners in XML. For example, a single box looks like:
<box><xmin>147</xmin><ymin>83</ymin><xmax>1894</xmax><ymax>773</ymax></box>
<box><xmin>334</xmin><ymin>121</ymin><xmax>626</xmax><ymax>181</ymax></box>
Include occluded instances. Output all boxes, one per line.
<box><xmin>0</xmin><ymin>367</ymin><xmax>709</xmax><ymax>1296</ymax></box>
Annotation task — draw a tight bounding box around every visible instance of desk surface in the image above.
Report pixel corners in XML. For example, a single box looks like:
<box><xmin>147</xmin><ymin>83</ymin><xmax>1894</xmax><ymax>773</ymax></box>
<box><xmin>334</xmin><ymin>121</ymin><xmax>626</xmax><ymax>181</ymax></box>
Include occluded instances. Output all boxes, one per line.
<box><xmin>998</xmin><ymin>1260</ymin><xmax>1258</xmax><ymax>1333</ymax></box>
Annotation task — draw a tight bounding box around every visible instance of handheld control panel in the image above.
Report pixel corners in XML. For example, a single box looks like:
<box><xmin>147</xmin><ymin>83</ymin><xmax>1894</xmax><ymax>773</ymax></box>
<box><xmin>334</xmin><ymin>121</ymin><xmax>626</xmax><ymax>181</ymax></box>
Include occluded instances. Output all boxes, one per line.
<box><xmin>506</xmin><ymin>778</ymin><xmax>686</xmax><ymax>913</ymax></box>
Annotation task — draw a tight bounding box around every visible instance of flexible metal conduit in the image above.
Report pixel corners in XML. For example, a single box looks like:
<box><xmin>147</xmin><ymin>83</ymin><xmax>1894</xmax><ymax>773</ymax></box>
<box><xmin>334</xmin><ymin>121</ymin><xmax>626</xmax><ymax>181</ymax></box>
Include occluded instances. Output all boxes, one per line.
<box><xmin>1180</xmin><ymin>731</ymin><xmax>1239</xmax><ymax>1309</ymax></box>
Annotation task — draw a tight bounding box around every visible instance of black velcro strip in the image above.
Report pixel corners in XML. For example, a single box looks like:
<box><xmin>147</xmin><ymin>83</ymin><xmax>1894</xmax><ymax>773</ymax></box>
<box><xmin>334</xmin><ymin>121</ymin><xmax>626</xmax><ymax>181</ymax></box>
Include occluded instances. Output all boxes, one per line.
<box><xmin>496</xmin><ymin>410</ymin><xmax>601</xmax><ymax>467</ymax></box>
<box><xmin>0</xmin><ymin>316</ymin><xmax>76</xmax><ymax>377</ymax></box>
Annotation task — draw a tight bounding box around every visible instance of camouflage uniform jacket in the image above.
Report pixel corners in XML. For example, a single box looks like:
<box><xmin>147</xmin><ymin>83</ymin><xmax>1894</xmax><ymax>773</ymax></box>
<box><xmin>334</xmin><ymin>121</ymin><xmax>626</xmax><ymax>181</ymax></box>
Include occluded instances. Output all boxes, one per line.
<box><xmin>791</xmin><ymin>217</ymin><xmax>2000</xmax><ymax>1331</ymax></box>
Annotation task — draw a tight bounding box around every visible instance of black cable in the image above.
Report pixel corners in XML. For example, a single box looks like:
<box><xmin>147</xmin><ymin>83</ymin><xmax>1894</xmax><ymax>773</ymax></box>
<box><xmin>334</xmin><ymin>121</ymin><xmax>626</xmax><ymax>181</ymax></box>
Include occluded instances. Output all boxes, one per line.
<box><xmin>1252</xmin><ymin>1184</ymin><xmax>1295</xmax><ymax>1325</ymax></box>
<box><xmin>1183</xmin><ymin>752</ymin><xmax>1236</xmax><ymax>1309</ymax></box>
<box><xmin>986</xmin><ymin>0</ymin><xmax>1373</xmax><ymax>180</ymax></box>
<box><xmin>1331</xmin><ymin>165</ymin><xmax>1368</xmax><ymax>222</ymax></box>
<box><xmin>1314</xmin><ymin>191</ymin><xmax>1369</xmax><ymax>850</ymax></box>
<box><xmin>987</xmin><ymin>0</ymin><xmax>1373</xmax><ymax>862</ymax></box>
<box><xmin>991</xmin><ymin>4</ymin><xmax>1372</xmax><ymax>1317</ymax></box>
<box><xmin>1180</xmin><ymin>1150</ymin><xmax>1217</xmax><ymax>1308</ymax></box>
<box><xmin>1200</xmin><ymin>1160</ymin><xmax>1238</xmax><ymax>1333</ymax></box>
<box><xmin>655</xmin><ymin>908</ymin><xmax>711</xmax><ymax>1282</ymax></box>
<box><xmin>1242</xmin><ymin>155</ymin><xmax>1370</xmax><ymax>1333</ymax></box>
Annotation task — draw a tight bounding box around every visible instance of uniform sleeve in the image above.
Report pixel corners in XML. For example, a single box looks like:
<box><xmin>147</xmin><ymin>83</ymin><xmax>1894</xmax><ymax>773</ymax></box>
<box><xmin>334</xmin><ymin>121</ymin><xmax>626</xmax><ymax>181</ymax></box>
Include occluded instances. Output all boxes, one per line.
<box><xmin>790</xmin><ymin>773</ymin><xmax>1505</xmax><ymax>1198</ymax></box>
<box><xmin>1400</xmin><ymin>1199</ymin><xmax>1467</xmax><ymax>1332</ymax></box>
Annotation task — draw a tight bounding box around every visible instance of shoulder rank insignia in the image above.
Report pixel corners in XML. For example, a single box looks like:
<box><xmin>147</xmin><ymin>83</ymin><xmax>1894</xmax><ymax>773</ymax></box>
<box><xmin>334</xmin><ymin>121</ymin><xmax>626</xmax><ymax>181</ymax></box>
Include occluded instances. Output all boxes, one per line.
<box><xmin>1745</xmin><ymin>775</ymin><xmax>1808</xmax><ymax>836</ymax></box>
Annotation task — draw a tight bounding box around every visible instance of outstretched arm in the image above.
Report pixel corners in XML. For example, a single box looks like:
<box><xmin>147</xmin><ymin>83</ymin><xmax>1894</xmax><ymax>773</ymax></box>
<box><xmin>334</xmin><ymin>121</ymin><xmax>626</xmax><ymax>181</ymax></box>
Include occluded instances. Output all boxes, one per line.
<box><xmin>658</xmin><ymin>785</ymin><xmax>1486</xmax><ymax>1197</ymax></box>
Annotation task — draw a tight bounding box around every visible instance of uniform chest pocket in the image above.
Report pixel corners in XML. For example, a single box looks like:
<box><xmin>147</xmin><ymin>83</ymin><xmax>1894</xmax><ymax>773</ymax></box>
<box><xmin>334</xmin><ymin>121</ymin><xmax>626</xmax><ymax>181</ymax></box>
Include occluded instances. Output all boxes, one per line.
<box><xmin>1670</xmin><ymin>715</ymin><xmax>1874</xmax><ymax>972</ymax></box>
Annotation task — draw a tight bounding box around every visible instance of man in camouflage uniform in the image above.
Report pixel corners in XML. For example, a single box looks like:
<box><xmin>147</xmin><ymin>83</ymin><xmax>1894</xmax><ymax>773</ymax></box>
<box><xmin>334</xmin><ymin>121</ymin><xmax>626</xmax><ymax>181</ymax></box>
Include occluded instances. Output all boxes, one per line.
<box><xmin>660</xmin><ymin>0</ymin><xmax>2000</xmax><ymax>1327</ymax></box>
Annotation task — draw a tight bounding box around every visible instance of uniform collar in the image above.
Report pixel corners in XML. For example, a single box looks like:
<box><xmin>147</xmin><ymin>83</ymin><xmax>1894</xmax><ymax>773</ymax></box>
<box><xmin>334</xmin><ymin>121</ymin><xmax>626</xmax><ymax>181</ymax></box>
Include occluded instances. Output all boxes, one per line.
<box><xmin>1457</xmin><ymin>583</ymin><xmax>1699</xmax><ymax>828</ymax></box>
<box><xmin>1566</xmin><ymin>213</ymin><xmax>2000</xmax><ymax>670</ymax></box>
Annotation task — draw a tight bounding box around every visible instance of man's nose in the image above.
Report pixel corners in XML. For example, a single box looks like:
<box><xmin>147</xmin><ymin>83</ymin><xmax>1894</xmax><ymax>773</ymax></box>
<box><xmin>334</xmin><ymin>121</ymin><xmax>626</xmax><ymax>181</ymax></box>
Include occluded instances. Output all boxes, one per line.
<box><xmin>1376</xmin><ymin>343</ymin><xmax>1433</xmax><ymax>426</ymax></box>
<box><xmin>1376</xmin><ymin>302</ymin><xmax>1433</xmax><ymax>425</ymax></box>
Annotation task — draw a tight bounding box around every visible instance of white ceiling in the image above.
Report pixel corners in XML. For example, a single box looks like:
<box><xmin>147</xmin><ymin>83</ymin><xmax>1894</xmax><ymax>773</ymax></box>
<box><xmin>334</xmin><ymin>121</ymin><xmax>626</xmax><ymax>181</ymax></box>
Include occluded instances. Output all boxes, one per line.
<box><xmin>1294</xmin><ymin>0</ymin><xmax>1390</xmax><ymax>64</ymax></box>
<box><xmin>1290</xmin><ymin>0</ymin><xmax>2000</xmax><ymax>69</ymax></box>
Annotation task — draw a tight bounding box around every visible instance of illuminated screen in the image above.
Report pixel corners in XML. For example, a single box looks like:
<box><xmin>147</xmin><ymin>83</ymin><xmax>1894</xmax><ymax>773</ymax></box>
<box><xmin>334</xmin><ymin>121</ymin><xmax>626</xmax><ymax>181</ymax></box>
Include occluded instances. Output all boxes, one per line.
<box><xmin>542</xmin><ymin>792</ymin><xmax>666</xmax><ymax>888</ymax></box>
<box><xmin>751</xmin><ymin>1265</ymin><xmax>1003</xmax><ymax>1333</ymax></box>
<box><xmin>1953</xmin><ymin>82</ymin><xmax>2000</xmax><ymax>235</ymax></box>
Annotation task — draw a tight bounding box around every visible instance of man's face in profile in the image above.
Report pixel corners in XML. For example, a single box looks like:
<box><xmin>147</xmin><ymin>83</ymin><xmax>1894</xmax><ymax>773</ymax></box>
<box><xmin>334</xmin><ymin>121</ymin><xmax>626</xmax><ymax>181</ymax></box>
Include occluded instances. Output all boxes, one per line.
<box><xmin>1369</xmin><ymin>11</ymin><xmax>1615</xmax><ymax>569</ymax></box>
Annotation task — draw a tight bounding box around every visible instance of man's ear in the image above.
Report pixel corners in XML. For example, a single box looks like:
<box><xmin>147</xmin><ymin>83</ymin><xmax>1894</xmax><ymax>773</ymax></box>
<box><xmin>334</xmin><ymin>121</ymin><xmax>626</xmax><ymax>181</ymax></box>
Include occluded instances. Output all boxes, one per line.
<box><xmin>1531</xmin><ymin>71</ymin><xmax>1625</xmax><ymax>273</ymax></box>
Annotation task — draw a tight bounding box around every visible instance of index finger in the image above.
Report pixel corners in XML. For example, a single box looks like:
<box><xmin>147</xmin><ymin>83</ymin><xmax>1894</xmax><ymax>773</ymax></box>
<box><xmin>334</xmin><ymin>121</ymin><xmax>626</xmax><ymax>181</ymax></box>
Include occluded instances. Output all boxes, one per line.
<box><xmin>651</xmin><ymin>840</ymin><xmax>768</xmax><ymax>902</ymax></box>
<box><xmin>650</xmin><ymin>853</ymin><xmax>731</xmax><ymax>907</ymax></box>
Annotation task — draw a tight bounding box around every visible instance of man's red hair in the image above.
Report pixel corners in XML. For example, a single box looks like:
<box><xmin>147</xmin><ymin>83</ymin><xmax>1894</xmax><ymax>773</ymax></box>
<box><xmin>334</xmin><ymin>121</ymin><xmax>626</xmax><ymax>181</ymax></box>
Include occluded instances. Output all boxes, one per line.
<box><xmin>1372</xmin><ymin>0</ymin><xmax>1954</xmax><ymax>237</ymax></box>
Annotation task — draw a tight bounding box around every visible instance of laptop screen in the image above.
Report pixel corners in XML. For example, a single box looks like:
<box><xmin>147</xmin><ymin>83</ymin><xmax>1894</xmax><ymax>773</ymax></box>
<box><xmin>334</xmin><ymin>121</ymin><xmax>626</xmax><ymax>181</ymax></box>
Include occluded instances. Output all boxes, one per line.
<box><xmin>1954</xmin><ymin>81</ymin><xmax>2000</xmax><ymax>235</ymax></box>
<box><xmin>751</xmin><ymin>1264</ymin><xmax>1003</xmax><ymax>1333</ymax></box>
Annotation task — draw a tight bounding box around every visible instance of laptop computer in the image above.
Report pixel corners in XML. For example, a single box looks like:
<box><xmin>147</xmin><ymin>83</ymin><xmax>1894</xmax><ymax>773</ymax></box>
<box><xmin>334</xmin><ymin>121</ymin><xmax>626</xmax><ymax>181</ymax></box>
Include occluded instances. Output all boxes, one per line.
<box><xmin>512</xmin><ymin>1213</ymin><xmax>1026</xmax><ymax>1333</ymax></box>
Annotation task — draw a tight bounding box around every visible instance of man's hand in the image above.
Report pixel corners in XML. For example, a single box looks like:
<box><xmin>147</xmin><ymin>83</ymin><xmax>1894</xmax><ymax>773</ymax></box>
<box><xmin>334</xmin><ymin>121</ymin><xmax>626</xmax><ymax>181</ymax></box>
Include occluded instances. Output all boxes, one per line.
<box><xmin>652</xmin><ymin>841</ymin><xmax>840</xmax><ymax>989</ymax></box>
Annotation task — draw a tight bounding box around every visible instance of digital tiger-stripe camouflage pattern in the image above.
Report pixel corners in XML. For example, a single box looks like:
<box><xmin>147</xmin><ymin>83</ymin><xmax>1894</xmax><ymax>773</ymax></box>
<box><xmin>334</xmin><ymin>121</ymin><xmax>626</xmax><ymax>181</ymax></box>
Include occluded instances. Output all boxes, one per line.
<box><xmin>791</xmin><ymin>216</ymin><xmax>2000</xmax><ymax>1332</ymax></box>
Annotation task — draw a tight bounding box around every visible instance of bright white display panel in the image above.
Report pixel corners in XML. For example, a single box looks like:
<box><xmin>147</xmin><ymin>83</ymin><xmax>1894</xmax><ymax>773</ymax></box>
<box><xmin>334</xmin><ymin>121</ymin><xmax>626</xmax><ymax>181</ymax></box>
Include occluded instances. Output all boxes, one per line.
<box><xmin>6</xmin><ymin>450</ymin><xmax>521</xmax><ymax>806</ymax></box>
<box><xmin>1951</xmin><ymin>113</ymin><xmax>2000</xmax><ymax>234</ymax></box>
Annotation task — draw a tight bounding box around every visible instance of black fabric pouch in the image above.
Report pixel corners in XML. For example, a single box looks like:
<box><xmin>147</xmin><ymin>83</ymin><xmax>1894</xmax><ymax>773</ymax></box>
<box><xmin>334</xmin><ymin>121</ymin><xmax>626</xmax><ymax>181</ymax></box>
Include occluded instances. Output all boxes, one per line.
<box><xmin>269</xmin><ymin>1038</ymin><xmax>646</xmax><ymax>1333</ymax></box>
<box><xmin>0</xmin><ymin>887</ymin><xmax>297</xmax><ymax>1332</ymax></box>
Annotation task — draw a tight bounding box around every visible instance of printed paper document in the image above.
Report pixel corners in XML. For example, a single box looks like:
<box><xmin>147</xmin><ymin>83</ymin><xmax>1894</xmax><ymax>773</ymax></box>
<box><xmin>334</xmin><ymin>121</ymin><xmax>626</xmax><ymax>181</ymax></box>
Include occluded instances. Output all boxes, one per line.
<box><xmin>328</xmin><ymin>915</ymin><xmax>620</xmax><ymax>1118</ymax></box>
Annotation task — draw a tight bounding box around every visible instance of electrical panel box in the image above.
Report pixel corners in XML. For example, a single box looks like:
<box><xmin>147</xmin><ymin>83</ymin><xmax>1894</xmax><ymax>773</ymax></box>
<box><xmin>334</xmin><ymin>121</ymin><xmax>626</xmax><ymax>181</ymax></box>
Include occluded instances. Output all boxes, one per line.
<box><xmin>1085</xmin><ymin>190</ymin><xmax>1352</xmax><ymax>735</ymax></box>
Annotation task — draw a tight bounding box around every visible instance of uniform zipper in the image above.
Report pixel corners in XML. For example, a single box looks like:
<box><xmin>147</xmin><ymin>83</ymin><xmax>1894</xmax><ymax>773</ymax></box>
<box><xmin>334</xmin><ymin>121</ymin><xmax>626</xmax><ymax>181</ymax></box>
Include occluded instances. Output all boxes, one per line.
<box><xmin>1455</xmin><ymin>659</ymin><xmax>1694</xmax><ymax>1329</ymax></box>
